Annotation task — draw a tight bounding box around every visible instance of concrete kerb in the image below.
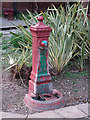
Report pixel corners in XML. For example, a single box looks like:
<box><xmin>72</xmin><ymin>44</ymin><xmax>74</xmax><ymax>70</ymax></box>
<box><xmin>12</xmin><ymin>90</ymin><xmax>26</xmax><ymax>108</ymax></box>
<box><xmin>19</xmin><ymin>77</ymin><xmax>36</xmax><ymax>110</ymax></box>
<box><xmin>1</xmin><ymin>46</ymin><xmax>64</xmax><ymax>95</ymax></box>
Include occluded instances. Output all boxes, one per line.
<box><xmin>54</xmin><ymin>105</ymin><xmax>87</xmax><ymax>118</ymax></box>
<box><xmin>28</xmin><ymin>110</ymin><xmax>64</xmax><ymax>118</ymax></box>
<box><xmin>1</xmin><ymin>103</ymin><xmax>89</xmax><ymax>119</ymax></box>
<box><xmin>28</xmin><ymin>103</ymin><xmax>88</xmax><ymax>118</ymax></box>
<box><xmin>75</xmin><ymin>103</ymin><xmax>88</xmax><ymax>115</ymax></box>
<box><xmin>1</xmin><ymin>112</ymin><xmax>27</xmax><ymax>119</ymax></box>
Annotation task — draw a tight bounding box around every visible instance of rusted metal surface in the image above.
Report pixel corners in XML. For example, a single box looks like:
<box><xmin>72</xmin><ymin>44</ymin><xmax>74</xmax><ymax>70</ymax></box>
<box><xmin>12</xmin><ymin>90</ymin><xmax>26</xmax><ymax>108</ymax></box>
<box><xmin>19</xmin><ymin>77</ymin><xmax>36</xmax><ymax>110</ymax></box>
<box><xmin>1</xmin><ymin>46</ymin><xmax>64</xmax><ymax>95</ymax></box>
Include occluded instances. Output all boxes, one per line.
<box><xmin>24</xmin><ymin>89</ymin><xmax>64</xmax><ymax>111</ymax></box>
<box><xmin>24</xmin><ymin>16</ymin><xmax>64</xmax><ymax>111</ymax></box>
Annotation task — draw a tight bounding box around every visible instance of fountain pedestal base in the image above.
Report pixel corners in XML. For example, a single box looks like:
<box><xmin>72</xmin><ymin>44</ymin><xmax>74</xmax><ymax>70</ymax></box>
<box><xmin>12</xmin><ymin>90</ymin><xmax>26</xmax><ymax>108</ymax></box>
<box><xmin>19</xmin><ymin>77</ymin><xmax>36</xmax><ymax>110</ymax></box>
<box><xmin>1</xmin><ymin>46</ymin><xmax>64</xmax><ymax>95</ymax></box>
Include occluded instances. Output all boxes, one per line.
<box><xmin>24</xmin><ymin>89</ymin><xmax>64</xmax><ymax>111</ymax></box>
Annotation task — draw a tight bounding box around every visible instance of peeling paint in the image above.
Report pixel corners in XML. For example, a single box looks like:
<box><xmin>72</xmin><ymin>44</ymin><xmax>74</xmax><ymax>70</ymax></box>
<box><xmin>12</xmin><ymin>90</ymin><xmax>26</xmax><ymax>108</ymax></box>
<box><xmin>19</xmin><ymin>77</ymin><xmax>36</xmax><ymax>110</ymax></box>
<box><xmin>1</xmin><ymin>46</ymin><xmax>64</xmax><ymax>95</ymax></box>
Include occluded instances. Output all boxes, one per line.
<box><xmin>24</xmin><ymin>16</ymin><xmax>64</xmax><ymax>111</ymax></box>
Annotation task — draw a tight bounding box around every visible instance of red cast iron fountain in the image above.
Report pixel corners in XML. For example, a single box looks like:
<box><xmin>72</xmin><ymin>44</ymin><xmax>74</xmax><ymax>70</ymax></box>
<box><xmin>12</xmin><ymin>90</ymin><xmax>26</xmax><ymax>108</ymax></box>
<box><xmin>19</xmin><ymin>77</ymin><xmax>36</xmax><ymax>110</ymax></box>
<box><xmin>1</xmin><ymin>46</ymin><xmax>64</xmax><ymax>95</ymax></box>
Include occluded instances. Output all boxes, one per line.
<box><xmin>24</xmin><ymin>16</ymin><xmax>64</xmax><ymax>111</ymax></box>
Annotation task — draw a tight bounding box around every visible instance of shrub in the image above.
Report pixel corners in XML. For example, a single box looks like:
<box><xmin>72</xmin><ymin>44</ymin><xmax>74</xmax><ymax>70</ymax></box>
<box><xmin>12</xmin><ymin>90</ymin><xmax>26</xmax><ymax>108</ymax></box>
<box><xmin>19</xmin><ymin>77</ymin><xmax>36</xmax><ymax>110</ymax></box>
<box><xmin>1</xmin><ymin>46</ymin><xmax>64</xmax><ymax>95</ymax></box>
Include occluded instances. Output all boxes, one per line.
<box><xmin>5</xmin><ymin>2</ymin><xmax>89</xmax><ymax>76</ymax></box>
<box><xmin>42</xmin><ymin>3</ymin><xmax>89</xmax><ymax>72</ymax></box>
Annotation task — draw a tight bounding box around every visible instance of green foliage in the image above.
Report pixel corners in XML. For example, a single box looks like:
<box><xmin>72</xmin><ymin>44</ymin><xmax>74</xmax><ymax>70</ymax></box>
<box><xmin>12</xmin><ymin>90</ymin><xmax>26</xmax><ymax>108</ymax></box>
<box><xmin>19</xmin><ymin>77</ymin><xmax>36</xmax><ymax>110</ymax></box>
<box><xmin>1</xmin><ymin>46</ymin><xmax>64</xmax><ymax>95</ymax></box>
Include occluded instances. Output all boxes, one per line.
<box><xmin>74</xmin><ymin>89</ymin><xmax>78</xmax><ymax>92</ymax></box>
<box><xmin>3</xmin><ymin>2</ymin><xmax>89</xmax><ymax>75</ymax></box>
<box><xmin>52</xmin><ymin>76</ymin><xmax>57</xmax><ymax>80</ymax></box>
<box><xmin>0</xmin><ymin>32</ymin><xmax>3</xmax><ymax>37</ymax></box>
<box><xmin>73</xmin><ymin>81</ymin><xmax>76</xmax><ymax>84</ymax></box>
<box><xmin>2</xmin><ymin>36</ymin><xmax>10</xmax><ymax>51</ymax></box>
<box><xmin>42</xmin><ymin>3</ymin><xmax>89</xmax><ymax>73</ymax></box>
<box><xmin>73</xmin><ymin>4</ymin><xmax>89</xmax><ymax>71</ymax></box>
<box><xmin>65</xmin><ymin>71</ymin><xmax>89</xmax><ymax>78</ymax></box>
<box><xmin>65</xmin><ymin>72</ymin><xmax>77</xmax><ymax>78</ymax></box>
<box><xmin>16</xmin><ymin>11</ymin><xmax>37</xmax><ymax>20</ymax></box>
<box><xmin>4</xmin><ymin>10</ymin><xmax>41</xmax><ymax>72</ymax></box>
<box><xmin>3</xmin><ymin>27</ymin><xmax>32</xmax><ymax>72</ymax></box>
<box><xmin>2</xmin><ymin>44</ymin><xmax>9</xmax><ymax>50</ymax></box>
<box><xmin>16</xmin><ymin>12</ymin><xmax>22</xmax><ymax>20</ymax></box>
<box><xmin>0</xmin><ymin>12</ymin><xmax>3</xmax><ymax>17</ymax></box>
<box><xmin>6</xmin><ymin>45</ymin><xmax>32</xmax><ymax>72</ymax></box>
<box><xmin>8</xmin><ymin>35</ymin><xmax>20</xmax><ymax>48</ymax></box>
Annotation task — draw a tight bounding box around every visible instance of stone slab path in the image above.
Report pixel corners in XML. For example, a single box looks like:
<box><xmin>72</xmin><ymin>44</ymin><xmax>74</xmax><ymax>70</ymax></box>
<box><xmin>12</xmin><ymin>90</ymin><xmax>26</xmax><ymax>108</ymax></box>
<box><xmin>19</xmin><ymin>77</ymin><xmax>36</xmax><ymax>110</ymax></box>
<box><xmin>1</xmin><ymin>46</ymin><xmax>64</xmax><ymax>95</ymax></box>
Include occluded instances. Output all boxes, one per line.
<box><xmin>0</xmin><ymin>17</ymin><xmax>32</xmax><ymax>35</ymax></box>
<box><xmin>0</xmin><ymin>103</ymin><xmax>89</xmax><ymax>119</ymax></box>
<box><xmin>0</xmin><ymin>17</ymin><xmax>26</xmax><ymax>29</ymax></box>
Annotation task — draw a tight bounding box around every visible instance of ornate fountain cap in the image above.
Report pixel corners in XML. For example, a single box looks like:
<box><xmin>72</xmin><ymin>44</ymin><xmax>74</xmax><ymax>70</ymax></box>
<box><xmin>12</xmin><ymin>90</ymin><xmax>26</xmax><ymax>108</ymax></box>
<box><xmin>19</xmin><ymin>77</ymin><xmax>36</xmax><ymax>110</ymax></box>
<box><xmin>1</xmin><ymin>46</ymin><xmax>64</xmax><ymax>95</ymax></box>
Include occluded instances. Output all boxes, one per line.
<box><xmin>30</xmin><ymin>16</ymin><xmax>52</xmax><ymax>32</ymax></box>
<box><xmin>37</xmin><ymin>16</ymin><xmax>44</xmax><ymax>22</ymax></box>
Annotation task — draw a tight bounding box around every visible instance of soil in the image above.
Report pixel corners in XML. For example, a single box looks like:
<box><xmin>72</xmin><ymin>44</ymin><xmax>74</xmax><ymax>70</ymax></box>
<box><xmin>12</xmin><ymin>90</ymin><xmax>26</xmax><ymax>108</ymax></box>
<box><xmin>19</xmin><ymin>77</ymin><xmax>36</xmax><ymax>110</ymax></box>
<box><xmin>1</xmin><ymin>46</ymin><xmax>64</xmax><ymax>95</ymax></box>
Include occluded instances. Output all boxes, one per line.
<box><xmin>2</xmin><ymin>60</ymin><xmax>89</xmax><ymax>115</ymax></box>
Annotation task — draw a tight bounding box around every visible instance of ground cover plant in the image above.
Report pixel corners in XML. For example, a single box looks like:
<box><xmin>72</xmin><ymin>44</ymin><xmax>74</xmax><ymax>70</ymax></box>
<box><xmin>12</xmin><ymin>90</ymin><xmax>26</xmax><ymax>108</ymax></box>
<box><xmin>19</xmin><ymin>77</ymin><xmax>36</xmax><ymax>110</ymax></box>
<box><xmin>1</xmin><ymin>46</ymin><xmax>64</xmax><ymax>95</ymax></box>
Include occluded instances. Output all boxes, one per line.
<box><xmin>1</xmin><ymin>2</ymin><xmax>90</xmax><ymax>114</ymax></box>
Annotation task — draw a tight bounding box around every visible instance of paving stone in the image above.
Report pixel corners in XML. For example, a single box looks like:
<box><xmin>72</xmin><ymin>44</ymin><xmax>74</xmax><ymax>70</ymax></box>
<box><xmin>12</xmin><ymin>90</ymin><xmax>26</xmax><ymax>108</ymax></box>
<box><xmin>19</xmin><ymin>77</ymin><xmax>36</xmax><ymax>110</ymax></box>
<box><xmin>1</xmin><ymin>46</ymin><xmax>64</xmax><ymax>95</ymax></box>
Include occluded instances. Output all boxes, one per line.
<box><xmin>88</xmin><ymin>104</ymin><xmax>90</xmax><ymax>116</ymax></box>
<box><xmin>1</xmin><ymin>112</ymin><xmax>27</xmax><ymax>118</ymax></box>
<box><xmin>1</xmin><ymin>104</ymin><xmax>88</xmax><ymax>119</ymax></box>
<box><xmin>55</xmin><ymin>106</ymin><xmax>87</xmax><ymax>118</ymax></box>
<box><xmin>0</xmin><ymin>17</ymin><xmax>34</xmax><ymax>29</ymax></box>
<box><xmin>0</xmin><ymin>18</ymin><xmax>26</xmax><ymax>29</ymax></box>
<box><xmin>0</xmin><ymin>112</ymin><xmax>2</xmax><ymax>120</ymax></box>
<box><xmin>0</xmin><ymin>28</ymin><xmax>29</xmax><ymax>35</ymax></box>
<box><xmin>75</xmin><ymin>103</ymin><xmax>88</xmax><ymax>115</ymax></box>
<box><xmin>28</xmin><ymin>110</ymin><xmax>64</xmax><ymax>118</ymax></box>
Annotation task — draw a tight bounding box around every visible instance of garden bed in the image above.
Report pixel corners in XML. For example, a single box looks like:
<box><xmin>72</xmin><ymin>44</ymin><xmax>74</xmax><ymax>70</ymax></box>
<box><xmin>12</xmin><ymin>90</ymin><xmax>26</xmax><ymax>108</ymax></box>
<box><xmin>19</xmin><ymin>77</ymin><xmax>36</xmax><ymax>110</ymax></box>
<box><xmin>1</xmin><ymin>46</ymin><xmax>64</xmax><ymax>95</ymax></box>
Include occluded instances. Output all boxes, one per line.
<box><xmin>1</xmin><ymin>3</ymin><xmax>89</xmax><ymax>115</ymax></box>
<box><xmin>2</xmin><ymin>60</ymin><xmax>89</xmax><ymax>115</ymax></box>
